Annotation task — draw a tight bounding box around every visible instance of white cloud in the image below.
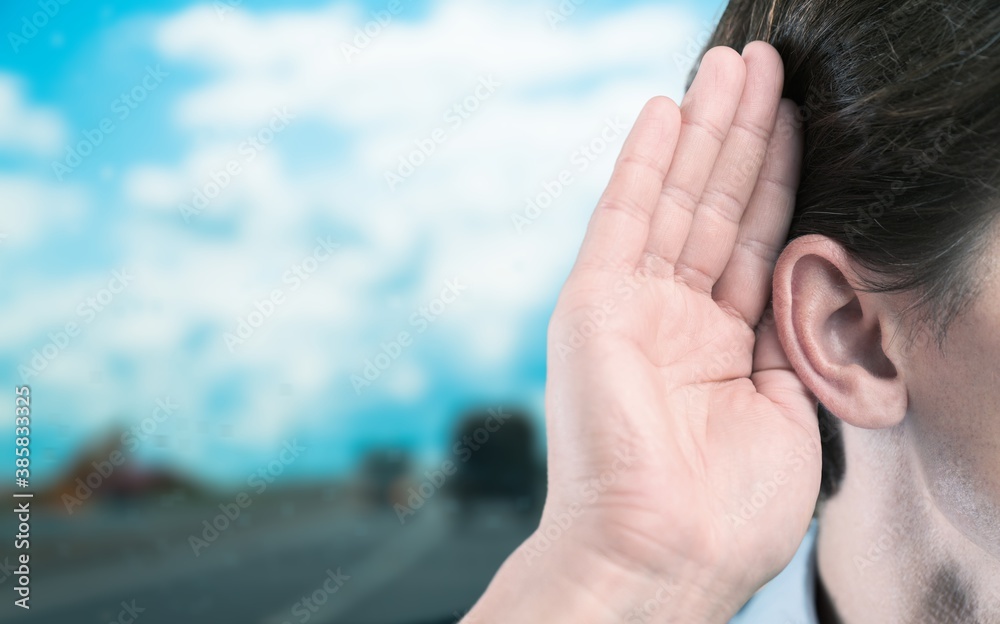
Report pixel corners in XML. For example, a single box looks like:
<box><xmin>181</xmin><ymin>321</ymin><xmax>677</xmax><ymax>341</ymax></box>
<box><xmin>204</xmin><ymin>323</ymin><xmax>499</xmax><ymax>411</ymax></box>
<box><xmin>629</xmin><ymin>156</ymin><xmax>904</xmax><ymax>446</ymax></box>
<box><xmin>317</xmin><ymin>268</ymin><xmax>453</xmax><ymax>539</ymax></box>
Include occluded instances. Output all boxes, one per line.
<box><xmin>21</xmin><ymin>0</ymin><xmax>707</xmax><ymax>474</ymax></box>
<box><xmin>0</xmin><ymin>73</ymin><xmax>65</xmax><ymax>156</ymax></box>
<box><xmin>154</xmin><ymin>1</ymin><xmax>697</xmax><ymax>129</ymax></box>
<box><xmin>0</xmin><ymin>175</ymin><xmax>85</xmax><ymax>248</ymax></box>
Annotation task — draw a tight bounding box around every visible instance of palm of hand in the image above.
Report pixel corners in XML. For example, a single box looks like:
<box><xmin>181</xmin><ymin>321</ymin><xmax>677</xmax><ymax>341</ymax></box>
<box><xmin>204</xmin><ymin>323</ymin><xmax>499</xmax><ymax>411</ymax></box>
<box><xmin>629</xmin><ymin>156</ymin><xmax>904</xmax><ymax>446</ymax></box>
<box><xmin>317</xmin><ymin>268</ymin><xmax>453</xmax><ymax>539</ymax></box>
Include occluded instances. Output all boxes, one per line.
<box><xmin>540</xmin><ymin>42</ymin><xmax>822</xmax><ymax>600</ymax></box>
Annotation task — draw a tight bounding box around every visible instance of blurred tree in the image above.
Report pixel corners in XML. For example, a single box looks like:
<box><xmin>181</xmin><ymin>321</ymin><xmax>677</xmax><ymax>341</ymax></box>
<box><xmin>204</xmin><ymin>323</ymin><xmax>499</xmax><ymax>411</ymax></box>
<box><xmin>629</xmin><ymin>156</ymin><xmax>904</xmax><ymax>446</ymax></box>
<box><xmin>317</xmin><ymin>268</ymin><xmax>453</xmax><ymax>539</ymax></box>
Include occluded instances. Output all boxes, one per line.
<box><xmin>446</xmin><ymin>407</ymin><xmax>545</xmax><ymax>516</ymax></box>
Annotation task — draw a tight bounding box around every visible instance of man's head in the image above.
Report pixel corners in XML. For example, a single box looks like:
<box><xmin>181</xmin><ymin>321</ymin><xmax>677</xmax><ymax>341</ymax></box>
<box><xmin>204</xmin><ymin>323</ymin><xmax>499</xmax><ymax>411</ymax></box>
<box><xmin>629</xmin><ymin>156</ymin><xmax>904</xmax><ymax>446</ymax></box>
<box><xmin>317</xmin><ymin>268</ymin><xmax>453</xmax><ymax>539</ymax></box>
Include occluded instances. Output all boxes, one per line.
<box><xmin>699</xmin><ymin>0</ymin><xmax>1000</xmax><ymax>561</ymax></box>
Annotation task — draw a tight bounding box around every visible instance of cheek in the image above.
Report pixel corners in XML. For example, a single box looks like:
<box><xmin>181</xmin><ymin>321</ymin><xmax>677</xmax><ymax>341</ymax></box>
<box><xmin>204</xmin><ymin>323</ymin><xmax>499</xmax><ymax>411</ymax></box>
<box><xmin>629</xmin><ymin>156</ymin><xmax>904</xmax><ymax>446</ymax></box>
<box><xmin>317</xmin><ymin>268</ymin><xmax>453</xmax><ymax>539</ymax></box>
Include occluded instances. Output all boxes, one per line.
<box><xmin>904</xmin><ymin>319</ymin><xmax>1000</xmax><ymax>554</ymax></box>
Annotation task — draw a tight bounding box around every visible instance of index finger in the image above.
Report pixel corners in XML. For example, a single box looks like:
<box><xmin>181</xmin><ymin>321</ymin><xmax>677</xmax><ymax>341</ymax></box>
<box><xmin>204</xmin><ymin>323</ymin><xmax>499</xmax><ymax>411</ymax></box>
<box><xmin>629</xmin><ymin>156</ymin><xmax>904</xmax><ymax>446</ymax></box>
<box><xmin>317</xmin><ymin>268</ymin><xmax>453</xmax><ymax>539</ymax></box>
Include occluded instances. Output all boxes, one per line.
<box><xmin>573</xmin><ymin>96</ymin><xmax>681</xmax><ymax>273</ymax></box>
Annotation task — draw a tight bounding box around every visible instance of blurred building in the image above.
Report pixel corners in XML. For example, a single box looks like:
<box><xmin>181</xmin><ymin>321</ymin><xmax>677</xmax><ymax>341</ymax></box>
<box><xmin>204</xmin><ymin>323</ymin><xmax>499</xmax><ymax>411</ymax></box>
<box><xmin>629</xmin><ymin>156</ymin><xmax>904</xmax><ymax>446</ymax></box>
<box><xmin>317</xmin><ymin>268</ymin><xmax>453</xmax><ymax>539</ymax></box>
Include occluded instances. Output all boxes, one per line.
<box><xmin>37</xmin><ymin>430</ymin><xmax>203</xmax><ymax>513</ymax></box>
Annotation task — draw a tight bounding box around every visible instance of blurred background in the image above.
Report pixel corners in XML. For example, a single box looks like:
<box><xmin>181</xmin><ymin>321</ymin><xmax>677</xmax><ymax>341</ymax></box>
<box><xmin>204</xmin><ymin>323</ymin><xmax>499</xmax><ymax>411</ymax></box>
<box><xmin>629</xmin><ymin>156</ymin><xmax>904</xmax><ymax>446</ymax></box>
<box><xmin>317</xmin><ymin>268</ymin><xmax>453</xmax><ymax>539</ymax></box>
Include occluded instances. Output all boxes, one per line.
<box><xmin>0</xmin><ymin>0</ymin><xmax>725</xmax><ymax>621</ymax></box>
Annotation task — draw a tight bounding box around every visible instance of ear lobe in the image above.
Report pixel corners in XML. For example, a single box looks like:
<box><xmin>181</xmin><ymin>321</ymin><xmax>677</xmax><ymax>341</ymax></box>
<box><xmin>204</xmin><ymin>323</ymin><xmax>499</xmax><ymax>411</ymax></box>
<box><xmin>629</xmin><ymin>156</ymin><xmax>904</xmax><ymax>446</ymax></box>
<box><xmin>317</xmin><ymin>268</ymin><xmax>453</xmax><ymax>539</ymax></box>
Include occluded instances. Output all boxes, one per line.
<box><xmin>771</xmin><ymin>235</ymin><xmax>907</xmax><ymax>430</ymax></box>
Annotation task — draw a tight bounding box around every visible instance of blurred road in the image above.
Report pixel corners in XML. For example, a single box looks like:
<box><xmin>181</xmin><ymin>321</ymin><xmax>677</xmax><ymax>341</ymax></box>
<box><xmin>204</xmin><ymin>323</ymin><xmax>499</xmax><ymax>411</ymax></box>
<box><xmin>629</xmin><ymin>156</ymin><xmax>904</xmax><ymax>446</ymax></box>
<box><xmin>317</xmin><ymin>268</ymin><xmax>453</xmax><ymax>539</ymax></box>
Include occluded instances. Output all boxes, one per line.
<box><xmin>0</xmin><ymin>499</ymin><xmax>536</xmax><ymax>624</ymax></box>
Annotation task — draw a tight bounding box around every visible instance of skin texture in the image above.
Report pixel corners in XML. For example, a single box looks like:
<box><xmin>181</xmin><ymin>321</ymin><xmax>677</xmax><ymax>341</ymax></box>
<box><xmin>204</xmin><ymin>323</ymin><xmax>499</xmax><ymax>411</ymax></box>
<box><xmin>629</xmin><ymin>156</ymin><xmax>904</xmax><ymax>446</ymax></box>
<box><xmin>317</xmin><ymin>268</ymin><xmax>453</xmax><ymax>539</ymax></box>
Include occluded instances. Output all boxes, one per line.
<box><xmin>466</xmin><ymin>42</ymin><xmax>819</xmax><ymax>623</ymax></box>
<box><xmin>772</xmin><ymin>229</ymin><xmax>1000</xmax><ymax>623</ymax></box>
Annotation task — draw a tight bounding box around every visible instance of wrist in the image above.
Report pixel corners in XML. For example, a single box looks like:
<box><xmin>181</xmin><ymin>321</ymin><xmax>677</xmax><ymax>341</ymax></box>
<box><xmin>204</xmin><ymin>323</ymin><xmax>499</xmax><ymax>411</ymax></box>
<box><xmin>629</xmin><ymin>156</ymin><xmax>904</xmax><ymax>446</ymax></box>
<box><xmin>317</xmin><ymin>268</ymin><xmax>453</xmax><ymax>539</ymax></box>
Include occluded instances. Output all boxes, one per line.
<box><xmin>464</xmin><ymin>529</ymin><xmax>743</xmax><ymax>623</ymax></box>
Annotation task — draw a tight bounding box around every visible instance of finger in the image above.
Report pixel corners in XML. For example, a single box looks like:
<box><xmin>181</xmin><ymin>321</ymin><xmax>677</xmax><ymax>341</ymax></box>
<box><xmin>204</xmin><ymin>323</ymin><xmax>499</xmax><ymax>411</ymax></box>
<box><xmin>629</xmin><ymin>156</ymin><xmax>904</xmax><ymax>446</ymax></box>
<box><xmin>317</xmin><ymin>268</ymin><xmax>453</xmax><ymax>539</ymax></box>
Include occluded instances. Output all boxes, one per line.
<box><xmin>675</xmin><ymin>41</ymin><xmax>785</xmax><ymax>294</ymax></box>
<box><xmin>751</xmin><ymin>309</ymin><xmax>818</xmax><ymax>433</ymax></box>
<box><xmin>574</xmin><ymin>96</ymin><xmax>681</xmax><ymax>273</ymax></box>
<box><xmin>642</xmin><ymin>46</ymin><xmax>746</xmax><ymax>270</ymax></box>
<box><xmin>713</xmin><ymin>98</ymin><xmax>803</xmax><ymax>327</ymax></box>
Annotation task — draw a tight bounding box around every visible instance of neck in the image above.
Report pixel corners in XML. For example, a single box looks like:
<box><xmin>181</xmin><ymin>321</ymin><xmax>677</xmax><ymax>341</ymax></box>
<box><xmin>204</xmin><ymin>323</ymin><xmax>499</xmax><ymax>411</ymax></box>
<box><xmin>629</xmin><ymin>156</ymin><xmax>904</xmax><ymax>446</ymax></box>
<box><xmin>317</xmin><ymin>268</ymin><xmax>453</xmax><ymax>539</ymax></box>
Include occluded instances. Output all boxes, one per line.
<box><xmin>816</xmin><ymin>424</ymin><xmax>1000</xmax><ymax>624</ymax></box>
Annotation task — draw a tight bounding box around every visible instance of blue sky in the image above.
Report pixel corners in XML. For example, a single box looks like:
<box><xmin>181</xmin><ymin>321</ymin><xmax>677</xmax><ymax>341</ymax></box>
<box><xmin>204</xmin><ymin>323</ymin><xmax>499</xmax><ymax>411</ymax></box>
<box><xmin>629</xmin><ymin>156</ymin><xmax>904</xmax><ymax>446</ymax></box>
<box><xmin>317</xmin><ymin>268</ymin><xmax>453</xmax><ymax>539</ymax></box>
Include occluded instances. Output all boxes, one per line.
<box><xmin>1</xmin><ymin>0</ymin><xmax>726</xmax><ymax>487</ymax></box>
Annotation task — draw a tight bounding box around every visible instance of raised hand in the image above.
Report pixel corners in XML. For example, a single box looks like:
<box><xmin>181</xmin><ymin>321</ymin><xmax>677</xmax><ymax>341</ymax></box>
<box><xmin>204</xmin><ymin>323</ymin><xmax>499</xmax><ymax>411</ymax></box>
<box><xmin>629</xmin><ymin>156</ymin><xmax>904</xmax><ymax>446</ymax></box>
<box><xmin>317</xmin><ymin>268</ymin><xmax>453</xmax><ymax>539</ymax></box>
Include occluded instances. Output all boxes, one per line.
<box><xmin>468</xmin><ymin>42</ymin><xmax>819</xmax><ymax>624</ymax></box>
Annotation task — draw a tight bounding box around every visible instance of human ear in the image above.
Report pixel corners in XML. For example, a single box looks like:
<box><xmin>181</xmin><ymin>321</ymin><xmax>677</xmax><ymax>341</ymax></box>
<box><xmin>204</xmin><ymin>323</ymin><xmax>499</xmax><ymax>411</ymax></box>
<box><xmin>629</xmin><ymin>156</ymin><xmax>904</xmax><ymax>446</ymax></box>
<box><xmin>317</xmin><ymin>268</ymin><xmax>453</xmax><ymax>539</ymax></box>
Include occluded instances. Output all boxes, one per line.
<box><xmin>770</xmin><ymin>234</ymin><xmax>907</xmax><ymax>429</ymax></box>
